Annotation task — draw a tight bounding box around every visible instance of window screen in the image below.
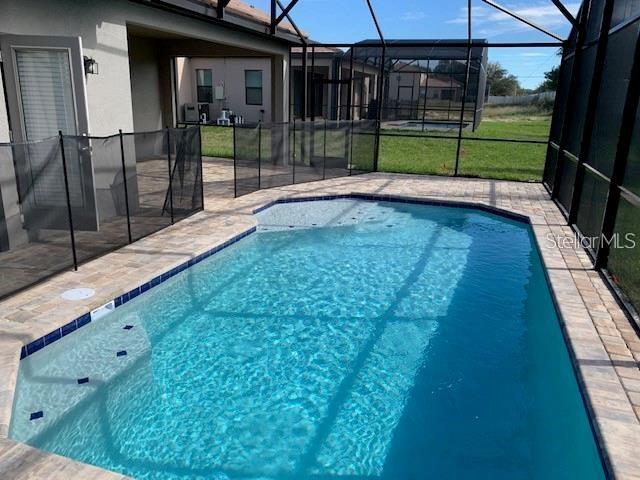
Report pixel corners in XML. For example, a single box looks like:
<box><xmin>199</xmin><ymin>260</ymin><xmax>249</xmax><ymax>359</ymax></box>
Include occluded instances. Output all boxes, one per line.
<box><xmin>196</xmin><ymin>69</ymin><xmax>213</xmax><ymax>103</ymax></box>
<box><xmin>245</xmin><ymin>70</ymin><xmax>263</xmax><ymax>106</ymax></box>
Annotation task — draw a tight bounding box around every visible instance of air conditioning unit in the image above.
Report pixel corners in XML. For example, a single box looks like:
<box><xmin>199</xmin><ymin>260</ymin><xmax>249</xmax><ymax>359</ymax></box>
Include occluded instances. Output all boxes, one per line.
<box><xmin>183</xmin><ymin>103</ymin><xmax>198</xmax><ymax>123</ymax></box>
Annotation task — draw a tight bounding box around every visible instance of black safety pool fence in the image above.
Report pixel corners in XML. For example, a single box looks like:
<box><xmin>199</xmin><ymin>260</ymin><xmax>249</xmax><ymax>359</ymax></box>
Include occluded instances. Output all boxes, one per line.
<box><xmin>233</xmin><ymin>119</ymin><xmax>377</xmax><ymax>197</ymax></box>
<box><xmin>0</xmin><ymin>126</ymin><xmax>203</xmax><ymax>300</ymax></box>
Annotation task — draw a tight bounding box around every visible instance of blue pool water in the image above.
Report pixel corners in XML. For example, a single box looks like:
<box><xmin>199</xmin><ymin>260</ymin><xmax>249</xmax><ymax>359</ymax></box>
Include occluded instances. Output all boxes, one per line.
<box><xmin>11</xmin><ymin>199</ymin><xmax>605</xmax><ymax>479</ymax></box>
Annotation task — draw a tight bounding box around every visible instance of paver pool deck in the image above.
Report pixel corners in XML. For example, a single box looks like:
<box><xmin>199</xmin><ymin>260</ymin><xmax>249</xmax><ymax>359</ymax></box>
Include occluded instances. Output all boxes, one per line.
<box><xmin>1</xmin><ymin>158</ymin><xmax>640</xmax><ymax>479</ymax></box>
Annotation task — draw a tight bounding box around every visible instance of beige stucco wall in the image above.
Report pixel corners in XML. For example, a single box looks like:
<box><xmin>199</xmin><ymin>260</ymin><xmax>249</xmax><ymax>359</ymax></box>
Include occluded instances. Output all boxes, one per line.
<box><xmin>0</xmin><ymin>0</ymin><xmax>290</xmax><ymax>243</ymax></box>
<box><xmin>0</xmin><ymin>0</ymin><xmax>290</xmax><ymax>136</ymax></box>
<box><xmin>128</xmin><ymin>36</ymin><xmax>164</xmax><ymax>131</ymax></box>
<box><xmin>177</xmin><ymin>57</ymin><xmax>272</xmax><ymax>123</ymax></box>
<box><xmin>176</xmin><ymin>57</ymin><xmax>193</xmax><ymax>118</ymax></box>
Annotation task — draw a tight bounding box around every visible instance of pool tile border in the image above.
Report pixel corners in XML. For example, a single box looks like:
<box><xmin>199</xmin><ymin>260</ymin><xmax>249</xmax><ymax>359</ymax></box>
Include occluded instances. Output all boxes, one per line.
<box><xmin>253</xmin><ymin>193</ymin><xmax>530</xmax><ymax>223</ymax></box>
<box><xmin>19</xmin><ymin>226</ymin><xmax>256</xmax><ymax>360</ymax></box>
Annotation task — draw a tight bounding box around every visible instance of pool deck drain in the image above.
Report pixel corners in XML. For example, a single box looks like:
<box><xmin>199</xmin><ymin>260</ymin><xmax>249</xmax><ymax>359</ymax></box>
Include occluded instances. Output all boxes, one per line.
<box><xmin>0</xmin><ymin>158</ymin><xmax>640</xmax><ymax>479</ymax></box>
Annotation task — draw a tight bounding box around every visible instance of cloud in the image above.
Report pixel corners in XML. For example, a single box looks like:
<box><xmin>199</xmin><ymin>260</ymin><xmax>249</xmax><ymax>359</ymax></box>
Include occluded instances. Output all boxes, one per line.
<box><xmin>446</xmin><ymin>2</ymin><xmax>580</xmax><ymax>37</ymax></box>
<box><xmin>401</xmin><ymin>11</ymin><xmax>428</xmax><ymax>21</ymax></box>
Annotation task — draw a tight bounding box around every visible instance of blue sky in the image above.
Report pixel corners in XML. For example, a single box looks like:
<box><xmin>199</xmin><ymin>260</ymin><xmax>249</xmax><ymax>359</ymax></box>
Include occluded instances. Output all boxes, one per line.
<box><xmin>249</xmin><ymin>0</ymin><xmax>579</xmax><ymax>89</ymax></box>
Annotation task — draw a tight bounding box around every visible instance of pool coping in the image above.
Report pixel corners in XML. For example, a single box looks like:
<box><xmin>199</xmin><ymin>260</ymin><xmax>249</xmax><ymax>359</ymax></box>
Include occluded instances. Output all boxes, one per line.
<box><xmin>1</xmin><ymin>188</ymin><xmax>639</xmax><ymax>479</ymax></box>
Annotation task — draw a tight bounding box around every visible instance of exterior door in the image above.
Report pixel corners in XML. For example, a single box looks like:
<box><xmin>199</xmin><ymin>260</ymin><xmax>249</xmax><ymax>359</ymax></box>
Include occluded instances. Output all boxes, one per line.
<box><xmin>0</xmin><ymin>34</ymin><xmax>97</xmax><ymax>230</ymax></box>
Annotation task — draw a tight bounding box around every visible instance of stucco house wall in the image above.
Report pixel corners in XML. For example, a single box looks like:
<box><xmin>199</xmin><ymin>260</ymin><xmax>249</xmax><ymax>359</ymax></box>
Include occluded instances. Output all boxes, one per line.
<box><xmin>0</xmin><ymin>0</ymin><xmax>290</xmax><ymax>138</ymax></box>
<box><xmin>176</xmin><ymin>56</ymin><xmax>272</xmax><ymax>123</ymax></box>
<box><xmin>0</xmin><ymin>0</ymin><xmax>291</xmax><ymax>249</ymax></box>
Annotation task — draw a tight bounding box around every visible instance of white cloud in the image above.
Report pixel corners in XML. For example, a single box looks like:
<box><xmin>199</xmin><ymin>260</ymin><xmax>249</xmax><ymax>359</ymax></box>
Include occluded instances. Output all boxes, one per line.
<box><xmin>401</xmin><ymin>11</ymin><xmax>428</xmax><ymax>21</ymax></box>
<box><xmin>446</xmin><ymin>2</ymin><xmax>580</xmax><ymax>37</ymax></box>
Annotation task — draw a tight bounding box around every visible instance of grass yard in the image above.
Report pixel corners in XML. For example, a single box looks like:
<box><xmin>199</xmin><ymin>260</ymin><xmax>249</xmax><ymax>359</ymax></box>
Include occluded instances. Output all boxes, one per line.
<box><xmin>201</xmin><ymin>125</ymin><xmax>234</xmax><ymax>158</ymax></box>
<box><xmin>199</xmin><ymin>104</ymin><xmax>553</xmax><ymax>182</ymax></box>
<box><xmin>379</xmin><ymin>111</ymin><xmax>552</xmax><ymax>181</ymax></box>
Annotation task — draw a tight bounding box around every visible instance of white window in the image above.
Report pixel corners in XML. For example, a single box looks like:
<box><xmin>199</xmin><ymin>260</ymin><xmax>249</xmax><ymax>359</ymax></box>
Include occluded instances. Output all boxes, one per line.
<box><xmin>245</xmin><ymin>70</ymin><xmax>263</xmax><ymax>105</ymax></box>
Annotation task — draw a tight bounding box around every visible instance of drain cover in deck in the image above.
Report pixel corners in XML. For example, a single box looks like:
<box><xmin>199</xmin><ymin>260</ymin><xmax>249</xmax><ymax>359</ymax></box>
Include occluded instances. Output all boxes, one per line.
<box><xmin>60</xmin><ymin>288</ymin><xmax>95</xmax><ymax>301</ymax></box>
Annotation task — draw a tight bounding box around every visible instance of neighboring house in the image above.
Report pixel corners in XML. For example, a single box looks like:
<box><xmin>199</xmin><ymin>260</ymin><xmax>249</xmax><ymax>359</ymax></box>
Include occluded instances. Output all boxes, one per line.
<box><xmin>291</xmin><ymin>46</ymin><xmax>379</xmax><ymax>120</ymax></box>
<box><xmin>387</xmin><ymin>64</ymin><xmax>464</xmax><ymax>104</ymax></box>
<box><xmin>175</xmin><ymin>56</ymin><xmax>272</xmax><ymax>123</ymax></box>
<box><xmin>292</xmin><ymin>39</ymin><xmax>488</xmax><ymax>127</ymax></box>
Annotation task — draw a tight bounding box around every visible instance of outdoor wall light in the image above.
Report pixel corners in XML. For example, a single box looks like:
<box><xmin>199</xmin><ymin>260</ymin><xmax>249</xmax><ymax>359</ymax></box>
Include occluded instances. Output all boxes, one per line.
<box><xmin>83</xmin><ymin>56</ymin><xmax>99</xmax><ymax>75</ymax></box>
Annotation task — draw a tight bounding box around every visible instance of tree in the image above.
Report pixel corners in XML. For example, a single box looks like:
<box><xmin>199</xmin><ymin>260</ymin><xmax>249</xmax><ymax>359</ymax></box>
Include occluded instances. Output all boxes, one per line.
<box><xmin>486</xmin><ymin>61</ymin><xmax>521</xmax><ymax>96</ymax></box>
<box><xmin>535</xmin><ymin>65</ymin><xmax>560</xmax><ymax>92</ymax></box>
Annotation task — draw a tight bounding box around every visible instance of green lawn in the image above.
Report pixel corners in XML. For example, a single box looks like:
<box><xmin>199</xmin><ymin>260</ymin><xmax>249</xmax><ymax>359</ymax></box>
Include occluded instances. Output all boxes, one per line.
<box><xmin>199</xmin><ymin>115</ymin><xmax>553</xmax><ymax>182</ymax></box>
<box><xmin>201</xmin><ymin>125</ymin><xmax>234</xmax><ymax>158</ymax></box>
<box><xmin>379</xmin><ymin>118</ymin><xmax>551</xmax><ymax>181</ymax></box>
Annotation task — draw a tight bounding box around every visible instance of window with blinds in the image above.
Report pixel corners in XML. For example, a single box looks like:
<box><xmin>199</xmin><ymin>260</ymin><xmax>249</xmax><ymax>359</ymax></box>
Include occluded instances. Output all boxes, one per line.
<box><xmin>14</xmin><ymin>48</ymin><xmax>82</xmax><ymax>207</ymax></box>
<box><xmin>15</xmin><ymin>49</ymin><xmax>77</xmax><ymax>140</ymax></box>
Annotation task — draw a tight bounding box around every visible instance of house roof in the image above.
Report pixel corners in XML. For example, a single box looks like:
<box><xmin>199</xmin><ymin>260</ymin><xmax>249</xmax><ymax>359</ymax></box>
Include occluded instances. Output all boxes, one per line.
<box><xmin>426</xmin><ymin>76</ymin><xmax>462</xmax><ymax>88</ymax></box>
<box><xmin>291</xmin><ymin>45</ymin><xmax>343</xmax><ymax>54</ymax></box>
<box><xmin>205</xmin><ymin>0</ymin><xmax>303</xmax><ymax>37</ymax></box>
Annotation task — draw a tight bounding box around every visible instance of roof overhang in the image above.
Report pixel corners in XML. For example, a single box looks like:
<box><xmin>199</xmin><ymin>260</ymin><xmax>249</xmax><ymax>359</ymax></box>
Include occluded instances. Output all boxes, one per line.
<box><xmin>131</xmin><ymin>0</ymin><xmax>305</xmax><ymax>45</ymax></box>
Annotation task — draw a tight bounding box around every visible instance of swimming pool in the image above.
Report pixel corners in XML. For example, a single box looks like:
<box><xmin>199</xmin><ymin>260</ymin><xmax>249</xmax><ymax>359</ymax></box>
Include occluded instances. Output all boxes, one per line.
<box><xmin>10</xmin><ymin>198</ymin><xmax>605</xmax><ymax>479</ymax></box>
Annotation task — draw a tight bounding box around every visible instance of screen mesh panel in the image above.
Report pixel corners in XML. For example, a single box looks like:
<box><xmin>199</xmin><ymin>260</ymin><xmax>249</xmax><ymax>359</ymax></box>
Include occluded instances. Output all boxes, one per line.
<box><xmin>564</xmin><ymin>45</ymin><xmax>597</xmax><ymax>157</ymax></box>
<box><xmin>0</xmin><ymin>138</ymin><xmax>74</xmax><ymax>298</ymax></box>
<box><xmin>544</xmin><ymin>0</ymin><xmax>640</xmax><ymax>315</ymax></box>
<box><xmin>549</xmin><ymin>56</ymin><xmax>574</xmax><ymax>144</ymax></box>
<box><xmin>608</xmin><ymin>195</ymin><xmax>640</xmax><ymax>309</ymax></box>
<box><xmin>170</xmin><ymin>127</ymin><xmax>203</xmax><ymax>221</ymax></box>
<box><xmin>576</xmin><ymin>168</ymin><xmax>610</xmax><ymax>253</ymax></box>
<box><xmin>543</xmin><ymin>144</ymin><xmax>560</xmax><ymax>189</ymax></box>
<box><xmin>63</xmin><ymin>135</ymin><xmax>129</xmax><ymax>263</ymax></box>
<box><xmin>623</xmin><ymin>100</ymin><xmax>640</xmax><ymax>197</ymax></box>
<box><xmin>586</xmin><ymin>21</ymin><xmax>639</xmax><ymax>178</ymax></box>
<box><xmin>458</xmin><ymin>140</ymin><xmax>546</xmax><ymax>181</ymax></box>
<box><xmin>234</xmin><ymin>124</ymin><xmax>261</xmax><ymax>196</ymax></box>
<box><xmin>233</xmin><ymin>121</ymin><xmax>376</xmax><ymax>195</ymax></box>
<box><xmin>0</xmin><ymin>127</ymin><xmax>202</xmax><ymax>299</ymax></box>
<box><xmin>557</xmin><ymin>155</ymin><xmax>578</xmax><ymax>212</ymax></box>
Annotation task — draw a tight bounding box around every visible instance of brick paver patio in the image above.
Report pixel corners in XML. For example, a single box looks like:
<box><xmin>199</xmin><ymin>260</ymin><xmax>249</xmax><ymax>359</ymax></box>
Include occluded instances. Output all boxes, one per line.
<box><xmin>1</xmin><ymin>157</ymin><xmax>639</xmax><ymax>479</ymax></box>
